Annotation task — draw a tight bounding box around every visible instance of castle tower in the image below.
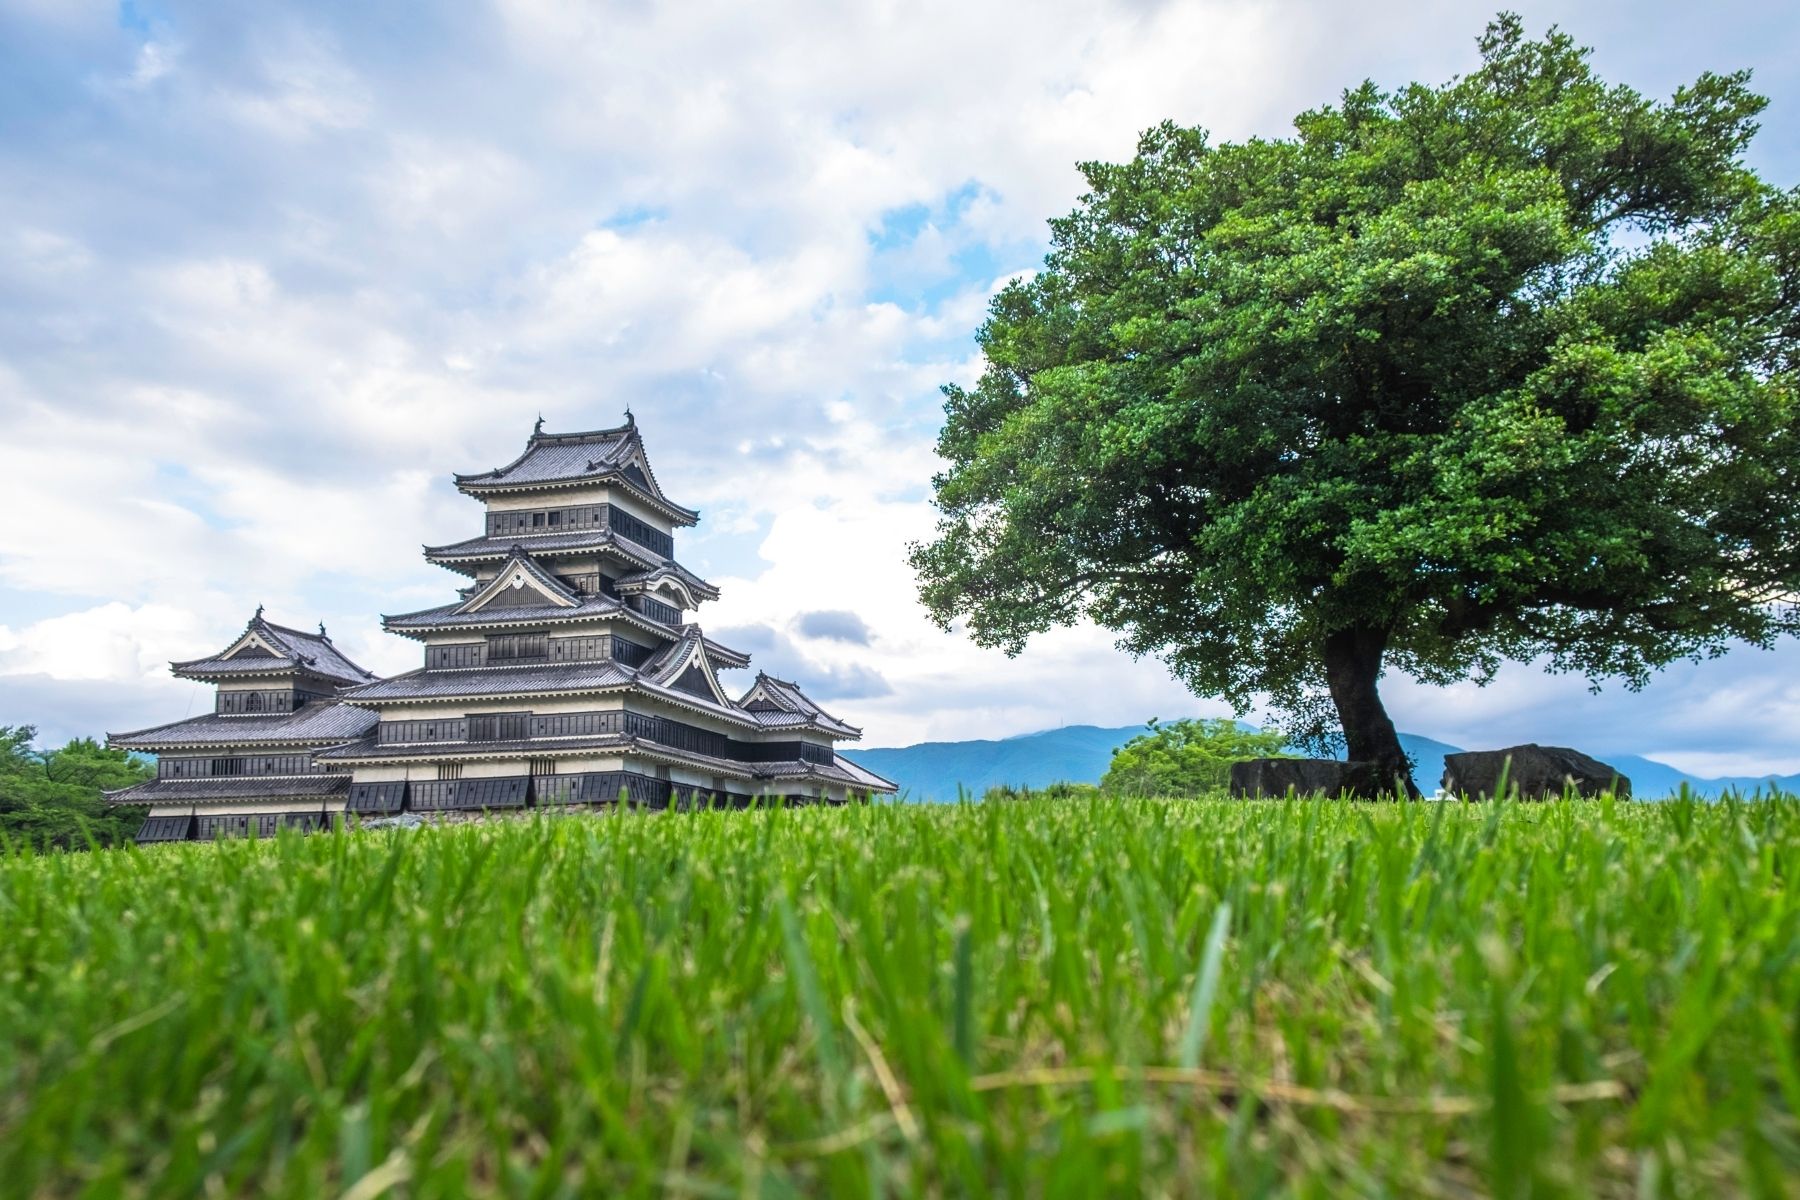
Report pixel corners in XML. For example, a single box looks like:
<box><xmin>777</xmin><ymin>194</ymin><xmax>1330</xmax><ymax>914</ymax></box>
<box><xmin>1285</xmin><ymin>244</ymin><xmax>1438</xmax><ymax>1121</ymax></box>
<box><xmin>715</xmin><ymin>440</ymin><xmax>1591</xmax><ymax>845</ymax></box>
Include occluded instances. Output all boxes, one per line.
<box><xmin>318</xmin><ymin>416</ymin><xmax>894</xmax><ymax>815</ymax></box>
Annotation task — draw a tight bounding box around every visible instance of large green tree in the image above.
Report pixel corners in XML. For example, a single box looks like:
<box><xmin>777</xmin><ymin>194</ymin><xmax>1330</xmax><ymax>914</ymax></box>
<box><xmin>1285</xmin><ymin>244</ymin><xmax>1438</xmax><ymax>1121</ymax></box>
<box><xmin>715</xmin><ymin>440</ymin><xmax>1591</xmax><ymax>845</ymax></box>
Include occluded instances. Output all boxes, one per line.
<box><xmin>911</xmin><ymin>16</ymin><xmax>1800</xmax><ymax>791</ymax></box>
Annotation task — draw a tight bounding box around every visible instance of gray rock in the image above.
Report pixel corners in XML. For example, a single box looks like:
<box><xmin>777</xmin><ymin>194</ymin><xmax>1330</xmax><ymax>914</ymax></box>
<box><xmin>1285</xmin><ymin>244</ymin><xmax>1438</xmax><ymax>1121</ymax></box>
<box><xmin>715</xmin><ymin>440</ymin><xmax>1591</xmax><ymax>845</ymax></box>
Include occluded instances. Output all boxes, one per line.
<box><xmin>1441</xmin><ymin>744</ymin><xmax>1630</xmax><ymax>800</ymax></box>
<box><xmin>1229</xmin><ymin>758</ymin><xmax>1392</xmax><ymax>799</ymax></box>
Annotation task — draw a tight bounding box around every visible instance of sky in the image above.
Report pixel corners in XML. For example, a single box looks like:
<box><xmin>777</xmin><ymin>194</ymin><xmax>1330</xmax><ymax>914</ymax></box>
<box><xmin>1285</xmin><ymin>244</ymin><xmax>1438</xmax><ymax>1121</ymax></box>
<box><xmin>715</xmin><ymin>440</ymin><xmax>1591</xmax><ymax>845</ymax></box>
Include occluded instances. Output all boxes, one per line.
<box><xmin>0</xmin><ymin>0</ymin><xmax>1796</xmax><ymax>775</ymax></box>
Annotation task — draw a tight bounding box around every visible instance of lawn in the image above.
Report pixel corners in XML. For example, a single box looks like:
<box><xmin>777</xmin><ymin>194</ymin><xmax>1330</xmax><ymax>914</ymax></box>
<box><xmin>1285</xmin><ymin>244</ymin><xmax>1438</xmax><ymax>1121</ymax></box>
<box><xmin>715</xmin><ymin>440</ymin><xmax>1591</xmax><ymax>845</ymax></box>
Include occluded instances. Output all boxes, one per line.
<box><xmin>2</xmin><ymin>795</ymin><xmax>1797</xmax><ymax>1197</ymax></box>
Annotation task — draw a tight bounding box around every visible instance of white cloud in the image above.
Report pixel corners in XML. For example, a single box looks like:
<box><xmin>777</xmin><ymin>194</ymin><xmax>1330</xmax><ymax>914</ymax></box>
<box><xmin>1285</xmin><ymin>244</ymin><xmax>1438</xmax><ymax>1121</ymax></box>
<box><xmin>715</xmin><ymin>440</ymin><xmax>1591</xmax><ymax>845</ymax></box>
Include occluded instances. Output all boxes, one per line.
<box><xmin>372</xmin><ymin>137</ymin><xmax>529</xmax><ymax>238</ymax></box>
<box><xmin>218</xmin><ymin>31</ymin><xmax>369</xmax><ymax>140</ymax></box>
<box><xmin>6</xmin><ymin>227</ymin><xmax>94</xmax><ymax>278</ymax></box>
<box><xmin>0</xmin><ymin>602</ymin><xmax>214</xmax><ymax>681</ymax></box>
<box><xmin>0</xmin><ymin>0</ymin><xmax>1795</xmax><ymax>770</ymax></box>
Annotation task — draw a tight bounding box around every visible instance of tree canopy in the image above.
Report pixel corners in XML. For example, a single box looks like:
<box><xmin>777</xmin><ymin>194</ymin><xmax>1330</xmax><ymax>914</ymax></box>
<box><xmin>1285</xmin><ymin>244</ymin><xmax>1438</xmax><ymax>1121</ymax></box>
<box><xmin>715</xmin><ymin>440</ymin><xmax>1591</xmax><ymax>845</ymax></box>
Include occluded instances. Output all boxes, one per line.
<box><xmin>910</xmin><ymin>15</ymin><xmax>1800</xmax><ymax>790</ymax></box>
<box><xmin>1099</xmin><ymin>718</ymin><xmax>1290</xmax><ymax>797</ymax></box>
<box><xmin>0</xmin><ymin>726</ymin><xmax>149</xmax><ymax>851</ymax></box>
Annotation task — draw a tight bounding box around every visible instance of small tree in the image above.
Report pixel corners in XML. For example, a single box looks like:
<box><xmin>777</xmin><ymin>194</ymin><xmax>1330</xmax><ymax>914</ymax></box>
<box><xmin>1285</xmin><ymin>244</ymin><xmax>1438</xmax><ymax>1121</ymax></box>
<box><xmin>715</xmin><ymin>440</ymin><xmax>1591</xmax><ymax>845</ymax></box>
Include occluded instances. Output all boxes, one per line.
<box><xmin>1100</xmin><ymin>719</ymin><xmax>1290</xmax><ymax>797</ymax></box>
<box><xmin>0</xmin><ymin>726</ymin><xmax>150</xmax><ymax>851</ymax></box>
<box><xmin>911</xmin><ymin>16</ymin><xmax>1800</xmax><ymax>791</ymax></box>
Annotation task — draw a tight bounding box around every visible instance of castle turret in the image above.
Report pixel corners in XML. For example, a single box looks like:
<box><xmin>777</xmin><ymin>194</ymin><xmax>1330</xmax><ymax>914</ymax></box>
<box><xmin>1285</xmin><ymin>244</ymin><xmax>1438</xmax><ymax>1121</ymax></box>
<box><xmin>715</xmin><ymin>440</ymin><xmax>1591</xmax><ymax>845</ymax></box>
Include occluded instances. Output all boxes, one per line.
<box><xmin>106</xmin><ymin>612</ymin><xmax>379</xmax><ymax>841</ymax></box>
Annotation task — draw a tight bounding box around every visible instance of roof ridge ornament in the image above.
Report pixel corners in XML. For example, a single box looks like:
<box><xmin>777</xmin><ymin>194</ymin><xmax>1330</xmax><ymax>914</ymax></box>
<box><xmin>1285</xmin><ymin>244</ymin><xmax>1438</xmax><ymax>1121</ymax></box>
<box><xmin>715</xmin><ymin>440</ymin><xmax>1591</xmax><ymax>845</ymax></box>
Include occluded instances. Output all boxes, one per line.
<box><xmin>254</xmin><ymin>603</ymin><xmax>264</xmax><ymax>621</ymax></box>
<box><xmin>533</xmin><ymin>413</ymin><xmax>544</xmax><ymax>436</ymax></box>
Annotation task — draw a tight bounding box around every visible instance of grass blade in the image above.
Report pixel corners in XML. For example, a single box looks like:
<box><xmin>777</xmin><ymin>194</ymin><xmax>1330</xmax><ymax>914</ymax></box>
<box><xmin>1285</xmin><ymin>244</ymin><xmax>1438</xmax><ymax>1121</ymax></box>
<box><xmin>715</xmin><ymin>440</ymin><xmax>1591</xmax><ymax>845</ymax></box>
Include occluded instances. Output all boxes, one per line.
<box><xmin>1178</xmin><ymin>902</ymin><xmax>1232</xmax><ymax>1070</ymax></box>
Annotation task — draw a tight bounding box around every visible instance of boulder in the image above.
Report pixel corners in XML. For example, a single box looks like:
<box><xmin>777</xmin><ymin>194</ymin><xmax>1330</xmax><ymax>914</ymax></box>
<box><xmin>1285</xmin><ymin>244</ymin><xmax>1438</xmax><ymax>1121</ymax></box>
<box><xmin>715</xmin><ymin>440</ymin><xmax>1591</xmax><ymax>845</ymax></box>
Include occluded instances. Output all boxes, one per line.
<box><xmin>1441</xmin><ymin>744</ymin><xmax>1630</xmax><ymax>800</ymax></box>
<box><xmin>1229</xmin><ymin>758</ymin><xmax>1391</xmax><ymax>799</ymax></box>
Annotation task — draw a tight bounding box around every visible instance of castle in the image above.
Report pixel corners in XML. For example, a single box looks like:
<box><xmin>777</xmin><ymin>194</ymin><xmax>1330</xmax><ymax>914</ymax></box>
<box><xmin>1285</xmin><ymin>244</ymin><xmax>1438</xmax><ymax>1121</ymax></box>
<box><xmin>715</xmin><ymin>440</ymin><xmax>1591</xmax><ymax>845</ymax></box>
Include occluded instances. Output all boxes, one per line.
<box><xmin>107</xmin><ymin>416</ymin><xmax>895</xmax><ymax>840</ymax></box>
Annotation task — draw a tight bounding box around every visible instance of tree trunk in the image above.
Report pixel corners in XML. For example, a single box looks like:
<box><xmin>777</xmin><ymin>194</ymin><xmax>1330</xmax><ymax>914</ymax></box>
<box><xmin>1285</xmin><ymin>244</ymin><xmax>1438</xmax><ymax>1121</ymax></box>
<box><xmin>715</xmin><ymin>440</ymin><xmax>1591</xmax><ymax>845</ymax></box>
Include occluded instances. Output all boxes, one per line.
<box><xmin>1321</xmin><ymin>626</ymin><xmax>1418</xmax><ymax>798</ymax></box>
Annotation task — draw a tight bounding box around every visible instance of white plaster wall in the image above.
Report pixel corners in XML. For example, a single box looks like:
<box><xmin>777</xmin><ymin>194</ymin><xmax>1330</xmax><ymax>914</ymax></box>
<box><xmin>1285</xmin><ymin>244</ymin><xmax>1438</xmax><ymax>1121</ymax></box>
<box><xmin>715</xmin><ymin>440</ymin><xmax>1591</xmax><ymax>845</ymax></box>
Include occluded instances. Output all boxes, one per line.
<box><xmin>483</xmin><ymin>485</ymin><xmax>612</xmax><ymax>513</ymax></box>
<box><xmin>214</xmin><ymin>677</ymin><xmax>292</xmax><ymax>694</ymax></box>
<box><xmin>543</xmin><ymin>755</ymin><xmax>627</xmax><ymax>774</ymax></box>
<box><xmin>348</xmin><ymin>764</ymin><xmax>412</xmax><ymax>783</ymax></box>
<box><xmin>461</xmin><ymin>759</ymin><xmax>530</xmax><ymax>779</ymax></box>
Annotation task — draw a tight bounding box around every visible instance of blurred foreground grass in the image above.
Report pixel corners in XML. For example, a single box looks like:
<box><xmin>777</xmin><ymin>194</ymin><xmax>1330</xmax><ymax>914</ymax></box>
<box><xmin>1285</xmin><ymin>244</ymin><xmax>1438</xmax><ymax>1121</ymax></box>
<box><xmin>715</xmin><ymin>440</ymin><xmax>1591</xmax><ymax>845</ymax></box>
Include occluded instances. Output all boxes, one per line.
<box><xmin>3</xmin><ymin>794</ymin><xmax>1798</xmax><ymax>1197</ymax></box>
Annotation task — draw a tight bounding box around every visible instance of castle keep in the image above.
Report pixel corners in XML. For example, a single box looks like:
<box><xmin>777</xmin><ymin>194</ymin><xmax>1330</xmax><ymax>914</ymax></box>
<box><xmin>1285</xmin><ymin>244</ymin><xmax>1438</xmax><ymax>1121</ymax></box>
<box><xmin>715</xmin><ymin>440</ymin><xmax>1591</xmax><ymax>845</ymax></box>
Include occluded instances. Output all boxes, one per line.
<box><xmin>107</xmin><ymin>416</ymin><xmax>895</xmax><ymax>839</ymax></box>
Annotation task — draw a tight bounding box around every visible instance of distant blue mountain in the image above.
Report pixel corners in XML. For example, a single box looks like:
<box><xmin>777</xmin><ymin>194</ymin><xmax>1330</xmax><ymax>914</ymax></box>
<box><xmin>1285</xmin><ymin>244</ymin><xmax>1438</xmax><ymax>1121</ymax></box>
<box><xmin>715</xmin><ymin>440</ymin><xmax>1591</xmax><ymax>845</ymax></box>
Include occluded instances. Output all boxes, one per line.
<box><xmin>1599</xmin><ymin>755</ymin><xmax>1800</xmax><ymax>799</ymax></box>
<box><xmin>848</xmin><ymin>723</ymin><xmax>1797</xmax><ymax>801</ymax></box>
<box><xmin>1397</xmin><ymin>734</ymin><xmax>1464</xmax><ymax>797</ymax></box>
<box><xmin>849</xmin><ymin>725</ymin><xmax>1140</xmax><ymax>802</ymax></box>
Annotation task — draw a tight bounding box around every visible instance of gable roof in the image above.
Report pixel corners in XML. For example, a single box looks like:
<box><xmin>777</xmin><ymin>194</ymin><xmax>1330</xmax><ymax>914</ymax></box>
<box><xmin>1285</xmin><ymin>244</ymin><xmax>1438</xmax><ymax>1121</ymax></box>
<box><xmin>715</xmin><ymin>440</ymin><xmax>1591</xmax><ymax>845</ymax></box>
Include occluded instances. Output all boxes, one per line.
<box><xmin>757</xmin><ymin>753</ymin><xmax>898</xmax><ymax>792</ymax></box>
<box><xmin>105</xmin><ymin>775</ymin><xmax>354</xmax><ymax>806</ymax></box>
<box><xmin>455</xmin><ymin>547</ymin><xmax>581</xmax><ymax>614</ymax></box>
<box><xmin>108</xmin><ymin>700</ymin><xmax>379</xmax><ymax>750</ymax></box>
<box><xmin>380</xmin><ymin>590</ymin><xmax>680</xmax><ymax>641</ymax></box>
<box><xmin>738</xmin><ymin>672</ymin><xmax>862</xmax><ymax>738</ymax></box>
<box><xmin>701</xmin><ymin>636</ymin><xmax>751</xmax><ymax>669</ymax></box>
<box><xmin>452</xmin><ymin>415</ymin><xmax>699</xmax><ymax>525</ymax></box>
<box><xmin>338</xmin><ymin>662</ymin><xmax>637</xmax><ymax>704</ymax></box>
<box><xmin>637</xmin><ymin>626</ymin><xmax>736</xmax><ymax>708</ymax></box>
<box><xmin>614</xmin><ymin>561</ymin><xmax>721</xmax><ymax>603</ymax></box>
<box><xmin>170</xmin><ymin>611</ymin><xmax>377</xmax><ymax>686</ymax></box>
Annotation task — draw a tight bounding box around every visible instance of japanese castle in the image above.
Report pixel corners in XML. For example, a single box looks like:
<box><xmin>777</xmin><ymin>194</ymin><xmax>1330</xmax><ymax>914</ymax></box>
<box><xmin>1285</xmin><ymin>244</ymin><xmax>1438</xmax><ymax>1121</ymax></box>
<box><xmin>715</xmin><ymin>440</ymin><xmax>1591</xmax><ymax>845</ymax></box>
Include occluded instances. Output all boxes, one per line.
<box><xmin>108</xmin><ymin>415</ymin><xmax>895</xmax><ymax>841</ymax></box>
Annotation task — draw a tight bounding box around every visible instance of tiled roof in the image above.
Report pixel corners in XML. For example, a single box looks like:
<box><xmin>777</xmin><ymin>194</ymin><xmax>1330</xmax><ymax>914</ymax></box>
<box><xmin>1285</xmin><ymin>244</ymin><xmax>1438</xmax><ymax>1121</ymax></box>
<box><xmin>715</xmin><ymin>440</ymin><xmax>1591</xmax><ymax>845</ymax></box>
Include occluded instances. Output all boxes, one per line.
<box><xmin>738</xmin><ymin>673</ymin><xmax>862</xmax><ymax>738</ymax></box>
<box><xmin>452</xmin><ymin>419</ymin><xmax>698</xmax><ymax>523</ymax></box>
<box><xmin>424</xmin><ymin>529</ymin><xmax>665</xmax><ymax>568</ymax></box>
<box><xmin>623</xmin><ymin>740</ymin><xmax>895</xmax><ymax>790</ymax></box>
<box><xmin>311</xmin><ymin>725</ymin><xmax>890</xmax><ymax>792</ymax></box>
<box><xmin>171</xmin><ymin>614</ymin><xmax>377</xmax><ymax>685</ymax></box>
<box><xmin>615</xmin><ymin>561</ymin><xmax>721</xmax><ymax>601</ymax></box>
<box><xmin>313</xmin><ymin>736</ymin><xmax>378</xmax><ymax>760</ymax></box>
<box><xmin>629</xmin><ymin>631</ymin><xmax>755</xmax><ymax>715</ymax></box>
<box><xmin>108</xmin><ymin>702</ymin><xmax>379</xmax><ymax>750</ymax></box>
<box><xmin>829</xmin><ymin>754</ymin><xmax>897</xmax><ymax>791</ymax></box>
<box><xmin>740</xmin><ymin>709</ymin><xmax>810</xmax><ymax>728</ymax></box>
<box><xmin>320</xmin><ymin>638</ymin><xmax>847</xmax><ymax>739</ymax></box>
<box><xmin>166</xmin><ymin>658</ymin><xmax>313</xmax><ymax>677</ymax></box>
<box><xmin>380</xmin><ymin>593</ymin><xmax>681</xmax><ymax>642</ymax></box>
<box><xmin>454</xmin><ymin>545</ymin><xmax>581</xmax><ymax>613</ymax></box>
<box><xmin>637</xmin><ymin>626</ymin><xmax>697</xmax><ymax>684</ymax></box>
<box><xmin>756</xmin><ymin>755</ymin><xmax>898</xmax><ymax>791</ymax></box>
<box><xmin>456</xmin><ymin>425</ymin><xmax>633</xmax><ymax>486</ymax></box>
<box><xmin>386</xmin><ymin>592</ymin><xmax>614</xmax><ymax>626</ymax></box>
<box><xmin>106</xmin><ymin>775</ymin><xmax>352</xmax><ymax>805</ymax></box>
<box><xmin>259</xmin><ymin>622</ymin><xmax>376</xmax><ymax>682</ymax></box>
<box><xmin>340</xmin><ymin>662</ymin><xmax>637</xmax><ymax>702</ymax></box>
<box><xmin>702</xmin><ymin>638</ymin><xmax>751</xmax><ymax>669</ymax></box>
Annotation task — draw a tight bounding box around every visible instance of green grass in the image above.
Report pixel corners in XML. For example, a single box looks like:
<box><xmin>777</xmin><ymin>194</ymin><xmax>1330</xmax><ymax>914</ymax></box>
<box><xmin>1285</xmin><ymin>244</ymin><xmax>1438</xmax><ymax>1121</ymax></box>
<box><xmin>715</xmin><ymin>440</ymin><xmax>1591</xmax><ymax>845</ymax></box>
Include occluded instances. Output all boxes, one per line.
<box><xmin>3</xmin><ymin>795</ymin><xmax>1798</xmax><ymax>1197</ymax></box>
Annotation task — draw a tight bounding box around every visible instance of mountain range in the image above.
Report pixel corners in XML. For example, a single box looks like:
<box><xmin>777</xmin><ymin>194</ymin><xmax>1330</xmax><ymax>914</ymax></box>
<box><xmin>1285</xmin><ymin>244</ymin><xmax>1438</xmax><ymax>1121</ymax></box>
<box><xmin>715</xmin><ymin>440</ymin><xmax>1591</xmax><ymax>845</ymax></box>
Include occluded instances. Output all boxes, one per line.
<box><xmin>847</xmin><ymin>724</ymin><xmax>1800</xmax><ymax>801</ymax></box>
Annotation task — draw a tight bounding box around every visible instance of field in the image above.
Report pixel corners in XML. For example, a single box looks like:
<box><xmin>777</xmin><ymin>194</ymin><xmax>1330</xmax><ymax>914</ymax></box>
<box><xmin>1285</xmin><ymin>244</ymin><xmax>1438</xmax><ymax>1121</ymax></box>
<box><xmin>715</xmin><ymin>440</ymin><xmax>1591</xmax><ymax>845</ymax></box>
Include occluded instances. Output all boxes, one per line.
<box><xmin>3</xmin><ymin>795</ymin><xmax>1798</xmax><ymax>1197</ymax></box>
